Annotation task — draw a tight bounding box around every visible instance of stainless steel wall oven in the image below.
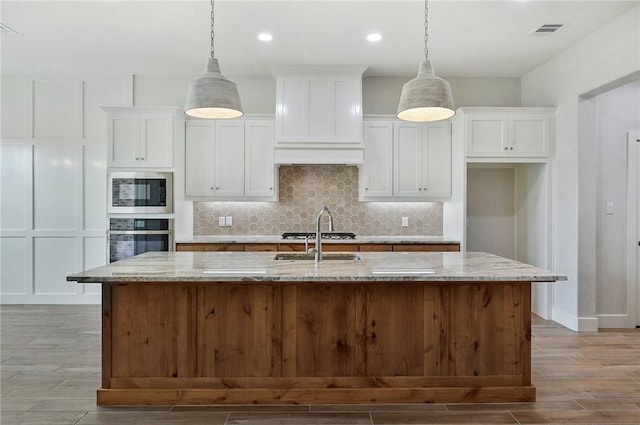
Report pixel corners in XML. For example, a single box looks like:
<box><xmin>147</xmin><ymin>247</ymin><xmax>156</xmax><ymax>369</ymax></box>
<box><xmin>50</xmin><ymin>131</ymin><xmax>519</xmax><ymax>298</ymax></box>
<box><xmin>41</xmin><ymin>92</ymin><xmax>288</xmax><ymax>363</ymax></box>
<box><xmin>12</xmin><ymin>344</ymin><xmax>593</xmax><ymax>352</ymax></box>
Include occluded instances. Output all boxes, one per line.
<box><xmin>107</xmin><ymin>218</ymin><xmax>173</xmax><ymax>263</ymax></box>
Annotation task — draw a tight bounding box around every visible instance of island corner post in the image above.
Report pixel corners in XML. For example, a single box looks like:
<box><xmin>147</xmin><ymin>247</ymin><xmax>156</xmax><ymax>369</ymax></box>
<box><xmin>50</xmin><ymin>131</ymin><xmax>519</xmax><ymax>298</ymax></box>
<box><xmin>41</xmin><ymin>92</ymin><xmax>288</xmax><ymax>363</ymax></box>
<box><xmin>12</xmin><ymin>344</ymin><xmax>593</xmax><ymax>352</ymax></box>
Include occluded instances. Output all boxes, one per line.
<box><xmin>96</xmin><ymin>278</ymin><xmax>534</xmax><ymax>405</ymax></box>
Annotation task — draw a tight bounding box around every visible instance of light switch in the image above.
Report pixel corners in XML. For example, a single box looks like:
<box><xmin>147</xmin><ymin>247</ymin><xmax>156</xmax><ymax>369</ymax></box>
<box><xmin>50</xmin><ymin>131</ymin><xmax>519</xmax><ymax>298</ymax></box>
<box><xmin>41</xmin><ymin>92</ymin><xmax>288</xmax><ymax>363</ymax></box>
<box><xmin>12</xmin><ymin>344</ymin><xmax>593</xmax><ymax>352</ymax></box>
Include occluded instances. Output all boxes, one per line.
<box><xmin>225</xmin><ymin>216</ymin><xmax>233</xmax><ymax>226</ymax></box>
<box><xmin>606</xmin><ymin>202</ymin><xmax>615</xmax><ymax>215</ymax></box>
<box><xmin>218</xmin><ymin>216</ymin><xmax>226</xmax><ymax>227</ymax></box>
<box><xmin>401</xmin><ymin>217</ymin><xmax>409</xmax><ymax>227</ymax></box>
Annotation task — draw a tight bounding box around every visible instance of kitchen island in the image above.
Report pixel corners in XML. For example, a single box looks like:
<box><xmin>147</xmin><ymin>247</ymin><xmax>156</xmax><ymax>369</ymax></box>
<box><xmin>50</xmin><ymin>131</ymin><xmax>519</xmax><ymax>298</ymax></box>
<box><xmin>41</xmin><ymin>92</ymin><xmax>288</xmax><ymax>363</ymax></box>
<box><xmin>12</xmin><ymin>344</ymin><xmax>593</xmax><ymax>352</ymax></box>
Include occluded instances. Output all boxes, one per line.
<box><xmin>67</xmin><ymin>251</ymin><xmax>565</xmax><ymax>406</ymax></box>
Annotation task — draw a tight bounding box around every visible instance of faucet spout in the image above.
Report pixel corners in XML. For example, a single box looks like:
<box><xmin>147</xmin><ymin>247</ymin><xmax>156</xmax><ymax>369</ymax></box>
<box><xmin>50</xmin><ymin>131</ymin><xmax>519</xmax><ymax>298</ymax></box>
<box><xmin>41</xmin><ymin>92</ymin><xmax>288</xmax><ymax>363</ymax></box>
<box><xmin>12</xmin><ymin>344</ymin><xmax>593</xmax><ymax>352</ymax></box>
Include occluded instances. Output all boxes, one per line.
<box><xmin>315</xmin><ymin>206</ymin><xmax>335</xmax><ymax>263</ymax></box>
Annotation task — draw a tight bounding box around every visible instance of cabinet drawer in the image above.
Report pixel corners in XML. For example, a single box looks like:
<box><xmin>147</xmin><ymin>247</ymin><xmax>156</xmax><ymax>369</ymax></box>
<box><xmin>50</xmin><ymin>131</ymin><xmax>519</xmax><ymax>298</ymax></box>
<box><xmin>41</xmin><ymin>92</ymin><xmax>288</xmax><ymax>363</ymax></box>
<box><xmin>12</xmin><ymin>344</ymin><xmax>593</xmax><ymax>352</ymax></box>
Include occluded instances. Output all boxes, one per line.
<box><xmin>244</xmin><ymin>244</ymin><xmax>278</xmax><ymax>252</ymax></box>
<box><xmin>358</xmin><ymin>244</ymin><xmax>393</xmax><ymax>252</ymax></box>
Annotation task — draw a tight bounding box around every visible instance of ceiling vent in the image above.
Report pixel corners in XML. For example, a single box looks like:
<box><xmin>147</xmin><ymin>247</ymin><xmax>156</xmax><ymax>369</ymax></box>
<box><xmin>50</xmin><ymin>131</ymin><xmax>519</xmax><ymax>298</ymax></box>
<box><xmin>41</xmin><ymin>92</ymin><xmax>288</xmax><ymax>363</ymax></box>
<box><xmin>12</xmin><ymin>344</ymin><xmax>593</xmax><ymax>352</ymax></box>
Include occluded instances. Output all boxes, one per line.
<box><xmin>0</xmin><ymin>23</ymin><xmax>17</xmax><ymax>34</ymax></box>
<box><xmin>530</xmin><ymin>24</ymin><xmax>565</xmax><ymax>36</ymax></box>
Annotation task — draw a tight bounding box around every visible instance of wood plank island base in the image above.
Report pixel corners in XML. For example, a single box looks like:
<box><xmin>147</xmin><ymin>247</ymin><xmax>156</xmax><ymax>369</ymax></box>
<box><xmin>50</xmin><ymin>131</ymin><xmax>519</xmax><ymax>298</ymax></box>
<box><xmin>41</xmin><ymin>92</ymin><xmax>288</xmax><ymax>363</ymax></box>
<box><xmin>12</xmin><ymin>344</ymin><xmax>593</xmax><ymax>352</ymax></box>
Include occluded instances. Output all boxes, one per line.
<box><xmin>67</xmin><ymin>251</ymin><xmax>565</xmax><ymax>406</ymax></box>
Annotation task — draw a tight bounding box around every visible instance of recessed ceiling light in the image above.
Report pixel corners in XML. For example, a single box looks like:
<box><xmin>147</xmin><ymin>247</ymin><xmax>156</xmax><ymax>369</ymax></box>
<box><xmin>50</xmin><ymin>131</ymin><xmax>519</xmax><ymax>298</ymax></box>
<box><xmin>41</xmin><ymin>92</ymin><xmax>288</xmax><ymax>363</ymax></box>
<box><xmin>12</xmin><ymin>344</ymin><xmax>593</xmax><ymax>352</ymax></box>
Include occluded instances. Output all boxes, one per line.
<box><xmin>258</xmin><ymin>33</ymin><xmax>273</xmax><ymax>42</ymax></box>
<box><xmin>367</xmin><ymin>33</ymin><xmax>382</xmax><ymax>42</ymax></box>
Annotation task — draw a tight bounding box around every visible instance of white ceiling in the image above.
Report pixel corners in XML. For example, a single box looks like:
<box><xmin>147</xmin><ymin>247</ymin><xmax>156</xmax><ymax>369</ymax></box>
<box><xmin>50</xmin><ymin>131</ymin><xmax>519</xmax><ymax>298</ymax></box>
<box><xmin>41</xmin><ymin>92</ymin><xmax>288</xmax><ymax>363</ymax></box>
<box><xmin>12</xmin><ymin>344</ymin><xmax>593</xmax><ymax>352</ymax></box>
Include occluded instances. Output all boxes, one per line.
<box><xmin>1</xmin><ymin>0</ymin><xmax>638</xmax><ymax>79</ymax></box>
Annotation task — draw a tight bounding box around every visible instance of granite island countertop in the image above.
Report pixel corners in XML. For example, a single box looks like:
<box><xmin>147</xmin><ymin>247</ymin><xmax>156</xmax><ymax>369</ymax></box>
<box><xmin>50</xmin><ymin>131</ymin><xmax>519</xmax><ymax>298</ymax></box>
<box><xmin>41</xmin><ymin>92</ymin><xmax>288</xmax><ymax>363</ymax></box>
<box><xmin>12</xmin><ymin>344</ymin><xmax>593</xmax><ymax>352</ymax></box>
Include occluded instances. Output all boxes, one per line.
<box><xmin>175</xmin><ymin>235</ymin><xmax>460</xmax><ymax>244</ymax></box>
<box><xmin>67</xmin><ymin>251</ymin><xmax>566</xmax><ymax>284</ymax></box>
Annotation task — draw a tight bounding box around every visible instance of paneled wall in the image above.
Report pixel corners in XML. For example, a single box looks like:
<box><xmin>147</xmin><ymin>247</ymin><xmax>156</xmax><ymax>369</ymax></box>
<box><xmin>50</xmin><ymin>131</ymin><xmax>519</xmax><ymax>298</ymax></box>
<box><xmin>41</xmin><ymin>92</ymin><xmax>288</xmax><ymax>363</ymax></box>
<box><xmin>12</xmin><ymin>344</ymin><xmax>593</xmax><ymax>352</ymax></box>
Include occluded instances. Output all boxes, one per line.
<box><xmin>0</xmin><ymin>78</ymin><xmax>131</xmax><ymax>303</ymax></box>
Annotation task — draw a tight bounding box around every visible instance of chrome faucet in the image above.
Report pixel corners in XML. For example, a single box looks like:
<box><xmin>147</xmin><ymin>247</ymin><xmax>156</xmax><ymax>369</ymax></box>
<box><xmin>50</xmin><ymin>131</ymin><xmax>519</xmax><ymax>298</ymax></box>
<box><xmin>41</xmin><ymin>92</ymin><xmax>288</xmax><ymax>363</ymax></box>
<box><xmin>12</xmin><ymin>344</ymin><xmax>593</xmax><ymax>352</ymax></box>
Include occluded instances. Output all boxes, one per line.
<box><xmin>314</xmin><ymin>206</ymin><xmax>335</xmax><ymax>263</ymax></box>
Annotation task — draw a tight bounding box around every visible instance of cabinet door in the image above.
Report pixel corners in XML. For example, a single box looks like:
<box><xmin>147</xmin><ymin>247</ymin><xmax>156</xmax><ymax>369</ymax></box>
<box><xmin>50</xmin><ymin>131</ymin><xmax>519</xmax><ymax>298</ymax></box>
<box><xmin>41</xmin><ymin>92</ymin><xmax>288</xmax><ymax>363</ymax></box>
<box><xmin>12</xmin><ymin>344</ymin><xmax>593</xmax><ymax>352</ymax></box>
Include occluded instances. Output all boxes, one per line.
<box><xmin>277</xmin><ymin>78</ymin><xmax>309</xmax><ymax>142</ymax></box>
<box><xmin>139</xmin><ymin>113</ymin><xmax>173</xmax><ymax>167</ymax></box>
<box><xmin>245</xmin><ymin>120</ymin><xmax>276</xmax><ymax>198</ymax></box>
<box><xmin>361</xmin><ymin>121</ymin><xmax>393</xmax><ymax>198</ymax></box>
<box><xmin>215</xmin><ymin>121</ymin><xmax>245</xmax><ymax>197</ymax></box>
<box><xmin>509</xmin><ymin>114</ymin><xmax>549</xmax><ymax>157</ymax></box>
<box><xmin>333</xmin><ymin>78</ymin><xmax>361</xmax><ymax>142</ymax></box>
<box><xmin>185</xmin><ymin>121</ymin><xmax>215</xmax><ymax>197</ymax></box>
<box><xmin>108</xmin><ymin>114</ymin><xmax>139</xmax><ymax>167</ymax></box>
<box><xmin>422</xmin><ymin>123</ymin><xmax>451</xmax><ymax>198</ymax></box>
<box><xmin>466</xmin><ymin>114</ymin><xmax>508</xmax><ymax>157</ymax></box>
<box><xmin>394</xmin><ymin>122</ymin><xmax>422</xmax><ymax>198</ymax></box>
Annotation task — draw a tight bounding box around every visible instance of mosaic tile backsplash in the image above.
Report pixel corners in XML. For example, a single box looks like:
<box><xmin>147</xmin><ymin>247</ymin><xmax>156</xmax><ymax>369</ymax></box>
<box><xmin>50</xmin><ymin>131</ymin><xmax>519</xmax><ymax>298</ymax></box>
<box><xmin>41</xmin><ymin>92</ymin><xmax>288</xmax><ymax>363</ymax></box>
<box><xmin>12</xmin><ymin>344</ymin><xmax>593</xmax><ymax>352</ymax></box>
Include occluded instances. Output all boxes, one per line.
<box><xmin>194</xmin><ymin>165</ymin><xmax>443</xmax><ymax>236</ymax></box>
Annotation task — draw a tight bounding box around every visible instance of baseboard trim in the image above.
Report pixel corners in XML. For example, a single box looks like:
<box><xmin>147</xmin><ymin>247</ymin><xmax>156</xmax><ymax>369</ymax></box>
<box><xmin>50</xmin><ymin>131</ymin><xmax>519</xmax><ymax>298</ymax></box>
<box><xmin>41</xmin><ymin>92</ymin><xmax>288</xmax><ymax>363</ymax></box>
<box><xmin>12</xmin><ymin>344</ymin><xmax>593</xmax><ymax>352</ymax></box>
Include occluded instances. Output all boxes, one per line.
<box><xmin>596</xmin><ymin>313</ymin><xmax>635</xmax><ymax>329</ymax></box>
<box><xmin>0</xmin><ymin>294</ymin><xmax>101</xmax><ymax>304</ymax></box>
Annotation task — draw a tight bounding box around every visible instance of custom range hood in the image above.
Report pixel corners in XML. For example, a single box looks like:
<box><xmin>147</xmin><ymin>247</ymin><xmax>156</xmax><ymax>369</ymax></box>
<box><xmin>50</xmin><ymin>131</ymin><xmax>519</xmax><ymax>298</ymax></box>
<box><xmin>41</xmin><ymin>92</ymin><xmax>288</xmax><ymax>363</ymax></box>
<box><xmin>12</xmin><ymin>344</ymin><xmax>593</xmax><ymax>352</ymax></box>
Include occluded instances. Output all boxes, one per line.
<box><xmin>273</xmin><ymin>66</ymin><xmax>366</xmax><ymax>165</ymax></box>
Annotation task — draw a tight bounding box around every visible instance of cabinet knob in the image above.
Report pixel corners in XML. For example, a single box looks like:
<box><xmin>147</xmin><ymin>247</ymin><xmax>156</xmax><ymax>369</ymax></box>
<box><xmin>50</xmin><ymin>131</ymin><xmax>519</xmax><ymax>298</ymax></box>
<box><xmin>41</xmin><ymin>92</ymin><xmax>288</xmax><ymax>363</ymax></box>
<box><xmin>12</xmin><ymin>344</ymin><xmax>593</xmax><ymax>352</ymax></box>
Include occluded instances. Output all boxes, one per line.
<box><xmin>418</xmin><ymin>188</ymin><xmax>422</xmax><ymax>191</ymax></box>
<box><xmin>215</xmin><ymin>187</ymin><xmax>219</xmax><ymax>190</ymax></box>
<box><xmin>210</xmin><ymin>187</ymin><xmax>214</xmax><ymax>190</ymax></box>
<box><xmin>135</xmin><ymin>157</ymin><xmax>139</xmax><ymax>160</ymax></box>
<box><xmin>504</xmin><ymin>147</ymin><xmax>508</xmax><ymax>151</ymax></box>
<box><xmin>510</xmin><ymin>147</ymin><xmax>514</xmax><ymax>151</ymax></box>
<box><xmin>269</xmin><ymin>187</ymin><xmax>273</xmax><ymax>190</ymax></box>
<box><xmin>140</xmin><ymin>157</ymin><xmax>145</xmax><ymax>160</ymax></box>
<box><xmin>365</xmin><ymin>187</ymin><xmax>369</xmax><ymax>191</ymax></box>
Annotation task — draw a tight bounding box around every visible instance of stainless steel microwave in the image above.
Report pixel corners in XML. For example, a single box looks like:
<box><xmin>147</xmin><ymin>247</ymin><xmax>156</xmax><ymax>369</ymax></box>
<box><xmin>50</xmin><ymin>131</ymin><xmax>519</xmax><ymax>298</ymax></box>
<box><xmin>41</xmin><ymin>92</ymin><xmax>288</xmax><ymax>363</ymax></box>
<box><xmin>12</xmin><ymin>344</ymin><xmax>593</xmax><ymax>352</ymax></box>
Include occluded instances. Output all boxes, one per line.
<box><xmin>108</xmin><ymin>172</ymin><xmax>173</xmax><ymax>214</ymax></box>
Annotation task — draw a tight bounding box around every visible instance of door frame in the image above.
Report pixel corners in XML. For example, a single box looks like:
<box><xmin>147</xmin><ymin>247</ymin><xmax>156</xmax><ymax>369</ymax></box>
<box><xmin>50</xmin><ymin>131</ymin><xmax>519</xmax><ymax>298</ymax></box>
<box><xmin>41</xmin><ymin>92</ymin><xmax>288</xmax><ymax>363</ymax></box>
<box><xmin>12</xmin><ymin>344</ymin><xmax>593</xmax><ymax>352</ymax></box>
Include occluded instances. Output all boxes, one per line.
<box><xmin>626</xmin><ymin>131</ymin><xmax>640</xmax><ymax>327</ymax></box>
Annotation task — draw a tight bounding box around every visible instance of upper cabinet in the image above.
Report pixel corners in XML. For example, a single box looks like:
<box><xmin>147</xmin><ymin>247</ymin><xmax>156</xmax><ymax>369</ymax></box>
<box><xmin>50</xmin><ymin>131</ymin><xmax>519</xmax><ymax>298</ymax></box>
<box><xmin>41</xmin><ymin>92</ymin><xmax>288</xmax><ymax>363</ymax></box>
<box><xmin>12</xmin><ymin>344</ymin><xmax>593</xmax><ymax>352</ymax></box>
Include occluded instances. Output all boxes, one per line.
<box><xmin>360</xmin><ymin>121</ymin><xmax>394</xmax><ymax>198</ymax></box>
<box><xmin>460</xmin><ymin>107</ymin><xmax>554</xmax><ymax>160</ymax></box>
<box><xmin>106</xmin><ymin>107</ymin><xmax>180</xmax><ymax>168</ymax></box>
<box><xmin>360</xmin><ymin>117</ymin><xmax>451</xmax><ymax>202</ymax></box>
<box><xmin>185</xmin><ymin>117</ymin><xmax>277</xmax><ymax>201</ymax></box>
<box><xmin>274</xmin><ymin>66</ymin><xmax>366</xmax><ymax>164</ymax></box>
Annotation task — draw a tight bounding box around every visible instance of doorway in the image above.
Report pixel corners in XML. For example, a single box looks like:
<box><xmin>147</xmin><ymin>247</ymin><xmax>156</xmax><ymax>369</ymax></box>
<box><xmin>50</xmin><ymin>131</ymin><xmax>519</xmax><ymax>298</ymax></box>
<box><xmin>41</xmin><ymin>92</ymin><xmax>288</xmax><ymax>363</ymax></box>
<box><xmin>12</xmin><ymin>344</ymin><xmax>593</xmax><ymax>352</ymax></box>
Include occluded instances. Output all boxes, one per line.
<box><xmin>628</xmin><ymin>132</ymin><xmax>640</xmax><ymax>327</ymax></box>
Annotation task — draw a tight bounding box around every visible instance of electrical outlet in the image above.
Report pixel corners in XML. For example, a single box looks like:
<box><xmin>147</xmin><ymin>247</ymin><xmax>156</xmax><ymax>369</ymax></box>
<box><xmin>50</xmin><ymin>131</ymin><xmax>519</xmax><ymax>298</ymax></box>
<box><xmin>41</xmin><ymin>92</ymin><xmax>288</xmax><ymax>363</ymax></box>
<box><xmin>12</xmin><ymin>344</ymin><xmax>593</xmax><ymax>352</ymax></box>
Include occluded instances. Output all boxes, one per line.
<box><xmin>606</xmin><ymin>202</ymin><xmax>615</xmax><ymax>215</ymax></box>
<box><xmin>225</xmin><ymin>216</ymin><xmax>233</xmax><ymax>226</ymax></box>
<box><xmin>218</xmin><ymin>216</ymin><xmax>226</xmax><ymax>227</ymax></box>
<box><xmin>401</xmin><ymin>217</ymin><xmax>409</xmax><ymax>227</ymax></box>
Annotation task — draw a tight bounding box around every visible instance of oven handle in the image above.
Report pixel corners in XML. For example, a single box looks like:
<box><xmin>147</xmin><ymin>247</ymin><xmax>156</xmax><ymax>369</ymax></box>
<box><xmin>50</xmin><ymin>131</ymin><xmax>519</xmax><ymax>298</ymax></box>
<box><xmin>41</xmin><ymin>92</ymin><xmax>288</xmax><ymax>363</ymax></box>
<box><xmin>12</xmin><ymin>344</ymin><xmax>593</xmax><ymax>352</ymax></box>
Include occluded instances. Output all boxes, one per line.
<box><xmin>107</xmin><ymin>230</ymin><xmax>173</xmax><ymax>235</ymax></box>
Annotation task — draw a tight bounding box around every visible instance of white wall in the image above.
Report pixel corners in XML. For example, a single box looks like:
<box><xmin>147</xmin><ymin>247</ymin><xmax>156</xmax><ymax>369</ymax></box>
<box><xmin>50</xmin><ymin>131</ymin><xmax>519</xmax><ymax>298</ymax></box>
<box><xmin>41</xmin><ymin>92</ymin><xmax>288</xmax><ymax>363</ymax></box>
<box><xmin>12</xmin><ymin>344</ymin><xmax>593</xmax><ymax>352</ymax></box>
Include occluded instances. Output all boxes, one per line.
<box><xmin>0</xmin><ymin>77</ymin><xmax>131</xmax><ymax>303</ymax></box>
<box><xmin>466</xmin><ymin>166</ymin><xmax>516</xmax><ymax>259</ymax></box>
<box><xmin>363</xmin><ymin>77</ymin><xmax>521</xmax><ymax>115</ymax></box>
<box><xmin>521</xmin><ymin>5</ymin><xmax>640</xmax><ymax>330</ymax></box>
<box><xmin>595</xmin><ymin>80</ymin><xmax>640</xmax><ymax>327</ymax></box>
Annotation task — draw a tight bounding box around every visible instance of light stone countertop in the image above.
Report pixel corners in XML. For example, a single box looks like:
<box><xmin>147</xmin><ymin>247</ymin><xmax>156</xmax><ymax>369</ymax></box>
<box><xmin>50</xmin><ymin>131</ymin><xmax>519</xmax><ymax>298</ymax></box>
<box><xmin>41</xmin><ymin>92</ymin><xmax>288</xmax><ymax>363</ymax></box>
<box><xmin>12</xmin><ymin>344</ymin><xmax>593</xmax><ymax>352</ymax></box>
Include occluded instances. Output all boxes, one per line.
<box><xmin>67</xmin><ymin>251</ymin><xmax>566</xmax><ymax>284</ymax></box>
<box><xmin>177</xmin><ymin>235</ymin><xmax>460</xmax><ymax>244</ymax></box>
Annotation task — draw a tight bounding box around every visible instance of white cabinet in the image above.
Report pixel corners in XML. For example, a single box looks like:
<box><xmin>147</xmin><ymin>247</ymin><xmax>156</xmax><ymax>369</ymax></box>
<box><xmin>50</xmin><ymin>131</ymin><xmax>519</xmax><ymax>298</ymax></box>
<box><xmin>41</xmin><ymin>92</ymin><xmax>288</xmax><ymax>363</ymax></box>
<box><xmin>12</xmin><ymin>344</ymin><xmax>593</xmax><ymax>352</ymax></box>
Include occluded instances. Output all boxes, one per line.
<box><xmin>394</xmin><ymin>121</ymin><xmax>451</xmax><ymax>199</ymax></box>
<box><xmin>360</xmin><ymin>121</ymin><xmax>393</xmax><ymax>198</ymax></box>
<box><xmin>245</xmin><ymin>120</ymin><xmax>276</xmax><ymax>198</ymax></box>
<box><xmin>462</xmin><ymin>108</ymin><xmax>553</xmax><ymax>159</ymax></box>
<box><xmin>273</xmin><ymin>67</ymin><xmax>366</xmax><ymax>164</ymax></box>
<box><xmin>360</xmin><ymin>118</ymin><xmax>451</xmax><ymax>201</ymax></box>
<box><xmin>276</xmin><ymin>75</ymin><xmax>362</xmax><ymax>144</ymax></box>
<box><xmin>106</xmin><ymin>107</ymin><xmax>176</xmax><ymax>168</ymax></box>
<box><xmin>185</xmin><ymin>118</ymin><xmax>276</xmax><ymax>201</ymax></box>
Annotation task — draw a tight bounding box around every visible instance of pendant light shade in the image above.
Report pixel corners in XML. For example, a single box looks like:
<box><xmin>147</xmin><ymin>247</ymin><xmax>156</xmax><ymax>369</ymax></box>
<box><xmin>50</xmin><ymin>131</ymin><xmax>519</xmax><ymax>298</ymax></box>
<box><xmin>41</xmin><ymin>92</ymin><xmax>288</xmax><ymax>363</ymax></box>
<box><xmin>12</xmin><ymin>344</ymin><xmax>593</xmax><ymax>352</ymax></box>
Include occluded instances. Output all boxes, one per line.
<box><xmin>184</xmin><ymin>0</ymin><xmax>243</xmax><ymax>119</ymax></box>
<box><xmin>397</xmin><ymin>0</ymin><xmax>455</xmax><ymax>122</ymax></box>
<box><xmin>397</xmin><ymin>60</ymin><xmax>455</xmax><ymax>122</ymax></box>
<box><xmin>185</xmin><ymin>58</ymin><xmax>243</xmax><ymax>119</ymax></box>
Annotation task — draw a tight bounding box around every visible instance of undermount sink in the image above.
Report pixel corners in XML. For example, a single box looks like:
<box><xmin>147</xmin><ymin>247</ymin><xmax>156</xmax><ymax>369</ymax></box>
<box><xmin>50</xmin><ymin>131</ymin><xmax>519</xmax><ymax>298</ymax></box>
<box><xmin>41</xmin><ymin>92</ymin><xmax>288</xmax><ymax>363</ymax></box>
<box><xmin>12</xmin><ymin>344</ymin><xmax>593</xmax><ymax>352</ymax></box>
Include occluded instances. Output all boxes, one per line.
<box><xmin>274</xmin><ymin>252</ymin><xmax>362</xmax><ymax>261</ymax></box>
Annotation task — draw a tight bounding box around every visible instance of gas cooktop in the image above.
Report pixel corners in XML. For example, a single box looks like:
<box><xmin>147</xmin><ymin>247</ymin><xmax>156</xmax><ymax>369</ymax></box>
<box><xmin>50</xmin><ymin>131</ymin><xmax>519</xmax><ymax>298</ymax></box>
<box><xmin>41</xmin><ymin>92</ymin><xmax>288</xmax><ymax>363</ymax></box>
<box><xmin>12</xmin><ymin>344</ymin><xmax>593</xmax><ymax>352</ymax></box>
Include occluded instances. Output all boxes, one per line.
<box><xmin>281</xmin><ymin>232</ymin><xmax>357</xmax><ymax>240</ymax></box>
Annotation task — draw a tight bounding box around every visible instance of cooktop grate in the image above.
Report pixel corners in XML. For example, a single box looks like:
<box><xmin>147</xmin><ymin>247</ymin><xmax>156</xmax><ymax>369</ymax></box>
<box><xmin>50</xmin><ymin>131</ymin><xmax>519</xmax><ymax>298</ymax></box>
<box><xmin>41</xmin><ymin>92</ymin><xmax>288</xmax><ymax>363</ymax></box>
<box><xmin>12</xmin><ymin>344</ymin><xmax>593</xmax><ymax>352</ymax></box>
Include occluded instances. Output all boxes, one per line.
<box><xmin>281</xmin><ymin>232</ymin><xmax>356</xmax><ymax>240</ymax></box>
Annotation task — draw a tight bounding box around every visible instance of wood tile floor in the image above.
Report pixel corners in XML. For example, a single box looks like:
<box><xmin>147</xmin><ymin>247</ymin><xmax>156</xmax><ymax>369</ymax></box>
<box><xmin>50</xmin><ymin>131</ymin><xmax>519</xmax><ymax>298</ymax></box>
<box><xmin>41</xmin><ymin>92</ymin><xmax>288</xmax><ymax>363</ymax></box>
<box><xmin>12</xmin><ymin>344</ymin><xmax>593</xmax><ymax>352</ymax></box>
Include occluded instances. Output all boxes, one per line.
<box><xmin>1</xmin><ymin>305</ymin><xmax>639</xmax><ymax>424</ymax></box>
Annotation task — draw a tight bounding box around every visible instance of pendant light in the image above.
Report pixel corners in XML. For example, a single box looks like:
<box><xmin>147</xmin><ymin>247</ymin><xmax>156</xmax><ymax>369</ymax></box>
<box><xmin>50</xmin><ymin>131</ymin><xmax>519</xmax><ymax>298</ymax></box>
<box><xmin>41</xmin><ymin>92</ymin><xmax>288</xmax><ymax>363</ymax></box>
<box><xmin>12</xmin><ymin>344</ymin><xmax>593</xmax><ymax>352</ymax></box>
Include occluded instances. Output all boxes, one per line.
<box><xmin>397</xmin><ymin>0</ymin><xmax>455</xmax><ymax>122</ymax></box>
<box><xmin>185</xmin><ymin>0</ymin><xmax>243</xmax><ymax>119</ymax></box>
